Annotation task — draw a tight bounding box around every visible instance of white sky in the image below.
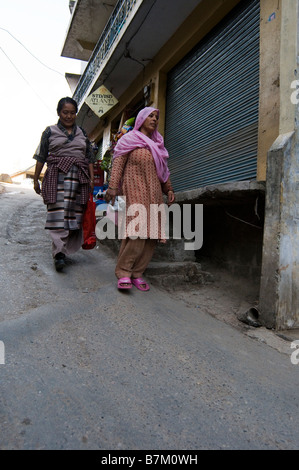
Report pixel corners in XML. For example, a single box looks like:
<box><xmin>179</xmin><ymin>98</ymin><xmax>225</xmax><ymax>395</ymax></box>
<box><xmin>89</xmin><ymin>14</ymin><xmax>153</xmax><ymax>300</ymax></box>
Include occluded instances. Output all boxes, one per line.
<box><xmin>0</xmin><ymin>0</ymin><xmax>82</xmax><ymax>174</ymax></box>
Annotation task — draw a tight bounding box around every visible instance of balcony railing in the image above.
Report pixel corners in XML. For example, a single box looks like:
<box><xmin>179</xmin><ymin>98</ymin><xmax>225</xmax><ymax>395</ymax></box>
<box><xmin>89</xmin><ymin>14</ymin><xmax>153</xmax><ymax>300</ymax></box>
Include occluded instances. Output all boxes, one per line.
<box><xmin>73</xmin><ymin>0</ymin><xmax>137</xmax><ymax>106</ymax></box>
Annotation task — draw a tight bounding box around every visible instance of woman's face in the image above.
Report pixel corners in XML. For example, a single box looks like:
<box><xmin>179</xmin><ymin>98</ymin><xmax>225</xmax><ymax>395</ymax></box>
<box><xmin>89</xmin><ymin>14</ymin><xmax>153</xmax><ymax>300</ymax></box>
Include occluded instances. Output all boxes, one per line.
<box><xmin>140</xmin><ymin>111</ymin><xmax>159</xmax><ymax>136</ymax></box>
<box><xmin>58</xmin><ymin>102</ymin><xmax>77</xmax><ymax>129</ymax></box>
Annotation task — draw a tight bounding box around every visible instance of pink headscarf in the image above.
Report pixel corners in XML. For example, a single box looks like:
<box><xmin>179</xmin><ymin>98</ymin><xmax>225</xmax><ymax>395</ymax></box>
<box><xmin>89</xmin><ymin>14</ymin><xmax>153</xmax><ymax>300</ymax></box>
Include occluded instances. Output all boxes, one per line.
<box><xmin>113</xmin><ymin>107</ymin><xmax>170</xmax><ymax>183</ymax></box>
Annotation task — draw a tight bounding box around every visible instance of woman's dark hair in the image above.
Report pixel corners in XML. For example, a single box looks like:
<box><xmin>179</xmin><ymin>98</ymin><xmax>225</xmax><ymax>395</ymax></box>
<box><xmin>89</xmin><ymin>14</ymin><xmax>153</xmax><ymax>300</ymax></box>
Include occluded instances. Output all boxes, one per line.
<box><xmin>57</xmin><ymin>97</ymin><xmax>78</xmax><ymax>114</ymax></box>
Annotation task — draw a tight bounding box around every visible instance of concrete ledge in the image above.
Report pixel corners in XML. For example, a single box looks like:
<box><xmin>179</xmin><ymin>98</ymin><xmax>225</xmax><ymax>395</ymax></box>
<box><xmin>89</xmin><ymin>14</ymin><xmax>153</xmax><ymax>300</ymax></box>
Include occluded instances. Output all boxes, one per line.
<box><xmin>145</xmin><ymin>261</ymin><xmax>214</xmax><ymax>288</ymax></box>
<box><xmin>173</xmin><ymin>180</ymin><xmax>265</xmax><ymax>205</ymax></box>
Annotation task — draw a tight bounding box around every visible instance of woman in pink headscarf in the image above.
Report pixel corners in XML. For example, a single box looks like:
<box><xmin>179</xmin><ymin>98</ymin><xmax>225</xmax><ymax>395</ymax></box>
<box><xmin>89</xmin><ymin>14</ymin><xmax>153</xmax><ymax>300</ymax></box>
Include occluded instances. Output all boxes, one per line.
<box><xmin>105</xmin><ymin>107</ymin><xmax>175</xmax><ymax>290</ymax></box>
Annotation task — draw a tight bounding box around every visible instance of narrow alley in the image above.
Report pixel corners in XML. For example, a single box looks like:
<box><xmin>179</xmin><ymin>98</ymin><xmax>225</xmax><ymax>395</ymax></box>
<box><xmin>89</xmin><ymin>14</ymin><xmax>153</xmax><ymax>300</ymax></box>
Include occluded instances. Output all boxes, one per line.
<box><xmin>0</xmin><ymin>183</ymin><xmax>298</xmax><ymax>450</ymax></box>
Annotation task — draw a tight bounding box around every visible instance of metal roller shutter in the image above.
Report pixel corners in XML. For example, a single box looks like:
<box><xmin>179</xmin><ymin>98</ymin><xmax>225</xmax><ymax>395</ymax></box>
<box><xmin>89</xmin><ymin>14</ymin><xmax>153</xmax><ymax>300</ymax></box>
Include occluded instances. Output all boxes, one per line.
<box><xmin>165</xmin><ymin>0</ymin><xmax>260</xmax><ymax>192</ymax></box>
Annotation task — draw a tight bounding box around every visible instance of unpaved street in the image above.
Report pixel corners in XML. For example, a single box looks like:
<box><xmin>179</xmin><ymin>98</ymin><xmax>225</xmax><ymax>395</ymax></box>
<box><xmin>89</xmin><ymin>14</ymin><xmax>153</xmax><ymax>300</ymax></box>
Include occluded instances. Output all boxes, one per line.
<box><xmin>0</xmin><ymin>183</ymin><xmax>299</xmax><ymax>450</ymax></box>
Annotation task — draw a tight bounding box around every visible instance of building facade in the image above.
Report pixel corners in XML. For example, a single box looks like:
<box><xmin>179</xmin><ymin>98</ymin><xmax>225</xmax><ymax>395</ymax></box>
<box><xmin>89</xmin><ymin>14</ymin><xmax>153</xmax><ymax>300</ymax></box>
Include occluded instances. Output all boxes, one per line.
<box><xmin>62</xmin><ymin>0</ymin><xmax>299</xmax><ymax>330</ymax></box>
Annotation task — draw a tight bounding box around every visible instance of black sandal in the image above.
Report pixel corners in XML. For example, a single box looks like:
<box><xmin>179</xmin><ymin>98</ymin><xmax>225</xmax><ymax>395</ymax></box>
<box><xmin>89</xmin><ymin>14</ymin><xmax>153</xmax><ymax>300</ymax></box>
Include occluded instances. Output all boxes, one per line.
<box><xmin>54</xmin><ymin>253</ymin><xmax>66</xmax><ymax>272</ymax></box>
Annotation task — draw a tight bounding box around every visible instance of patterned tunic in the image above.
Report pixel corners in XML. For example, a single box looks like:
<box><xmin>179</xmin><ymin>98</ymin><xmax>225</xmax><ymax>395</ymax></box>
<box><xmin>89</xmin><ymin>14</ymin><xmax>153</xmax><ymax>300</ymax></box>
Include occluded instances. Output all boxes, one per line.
<box><xmin>109</xmin><ymin>148</ymin><xmax>172</xmax><ymax>239</ymax></box>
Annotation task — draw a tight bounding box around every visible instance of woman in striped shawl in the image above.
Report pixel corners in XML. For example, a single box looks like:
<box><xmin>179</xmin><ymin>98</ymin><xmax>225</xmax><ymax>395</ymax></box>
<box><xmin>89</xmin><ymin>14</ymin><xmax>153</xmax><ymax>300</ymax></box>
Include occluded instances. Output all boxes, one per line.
<box><xmin>33</xmin><ymin>97</ymin><xmax>96</xmax><ymax>272</ymax></box>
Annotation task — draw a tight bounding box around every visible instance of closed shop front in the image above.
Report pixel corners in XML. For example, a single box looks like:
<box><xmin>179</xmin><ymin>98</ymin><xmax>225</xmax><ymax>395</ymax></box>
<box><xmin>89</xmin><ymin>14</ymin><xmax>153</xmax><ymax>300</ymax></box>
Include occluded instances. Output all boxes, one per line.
<box><xmin>165</xmin><ymin>0</ymin><xmax>260</xmax><ymax>192</ymax></box>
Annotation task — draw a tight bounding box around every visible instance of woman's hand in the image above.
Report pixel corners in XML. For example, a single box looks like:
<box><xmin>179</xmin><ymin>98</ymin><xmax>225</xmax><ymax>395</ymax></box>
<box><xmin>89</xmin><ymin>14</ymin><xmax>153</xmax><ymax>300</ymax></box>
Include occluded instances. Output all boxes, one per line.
<box><xmin>34</xmin><ymin>180</ymin><xmax>41</xmax><ymax>195</ymax></box>
<box><xmin>90</xmin><ymin>180</ymin><xmax>94</xmax><ymax>193</ymax></box>
<box><xmin>105</xmin><ymin>187</ymin><xmax>118</xmax><ymax>206</ymax></box>
<box><xmin>167</xmin><ymin>190</ymin><xmax>175</xmax><ymax>206</ymax></box>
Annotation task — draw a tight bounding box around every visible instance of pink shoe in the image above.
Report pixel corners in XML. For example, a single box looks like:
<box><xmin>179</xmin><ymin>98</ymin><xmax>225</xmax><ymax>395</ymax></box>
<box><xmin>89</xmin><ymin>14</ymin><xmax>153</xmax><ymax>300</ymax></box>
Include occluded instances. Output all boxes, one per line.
<box><xmin>131</xmin><ymin>278</ymin><xmax>150</xmax><ymax>291</ymax></box>
<box><xmin>117</xmin><ymin>277</ymin><xmax>132</xmax><ymax>289</ymax></box>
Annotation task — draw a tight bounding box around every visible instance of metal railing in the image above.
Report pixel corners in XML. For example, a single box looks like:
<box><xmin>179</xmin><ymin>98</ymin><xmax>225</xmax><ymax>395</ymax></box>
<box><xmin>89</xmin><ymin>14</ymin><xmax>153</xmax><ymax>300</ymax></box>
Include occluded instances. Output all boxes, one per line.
<box><xmin>73</xmin><ymin>0</ymin><xmax>137</xmax><ymax>106</ymax></box>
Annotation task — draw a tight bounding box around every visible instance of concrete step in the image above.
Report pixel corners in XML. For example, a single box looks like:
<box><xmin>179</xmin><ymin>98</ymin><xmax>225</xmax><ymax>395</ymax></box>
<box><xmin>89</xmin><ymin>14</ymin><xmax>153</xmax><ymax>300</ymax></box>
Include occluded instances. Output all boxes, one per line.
<box><xmin>145</xmin><ymin>261</ymin><xmax>214</xmax><ymax>289</ymax></box>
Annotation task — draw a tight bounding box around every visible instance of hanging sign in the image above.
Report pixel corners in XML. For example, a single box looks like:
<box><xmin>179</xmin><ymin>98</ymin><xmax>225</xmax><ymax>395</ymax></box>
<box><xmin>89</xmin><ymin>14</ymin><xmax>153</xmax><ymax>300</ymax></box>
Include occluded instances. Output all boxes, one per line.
<box><xmin>85</xmin><ymin>85</ymin><xmax>118</xmax><ymax>118</ymax></box>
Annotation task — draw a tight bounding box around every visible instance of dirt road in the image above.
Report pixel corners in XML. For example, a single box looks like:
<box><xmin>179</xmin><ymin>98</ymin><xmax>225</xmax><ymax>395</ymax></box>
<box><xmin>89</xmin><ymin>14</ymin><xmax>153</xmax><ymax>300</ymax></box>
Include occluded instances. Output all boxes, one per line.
<box><xmin>0</xmin><ymin>183</ymin><xmax>298</xmax><ymax>450</ymax></box>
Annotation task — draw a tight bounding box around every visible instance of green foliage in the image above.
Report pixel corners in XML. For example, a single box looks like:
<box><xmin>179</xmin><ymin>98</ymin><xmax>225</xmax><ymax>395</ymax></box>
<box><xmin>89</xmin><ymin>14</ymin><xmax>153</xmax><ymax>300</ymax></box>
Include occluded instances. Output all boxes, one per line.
<box><xmin>100</xmin><ymin>150</ymin><xmax>112</xmax><ymax>172</ymax></box>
